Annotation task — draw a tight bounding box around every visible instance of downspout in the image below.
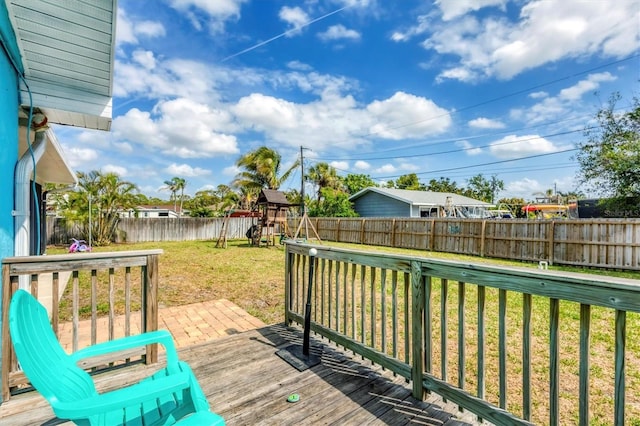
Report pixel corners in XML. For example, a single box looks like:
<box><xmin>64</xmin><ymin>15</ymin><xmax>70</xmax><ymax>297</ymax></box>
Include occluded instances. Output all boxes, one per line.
<box><xmin>13</xmin><ymin>114</ymin><xmax>48</xmax><ymax>262</ymax></box>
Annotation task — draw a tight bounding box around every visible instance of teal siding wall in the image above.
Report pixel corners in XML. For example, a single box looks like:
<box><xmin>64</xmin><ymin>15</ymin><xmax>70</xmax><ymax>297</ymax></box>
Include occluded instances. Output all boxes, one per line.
<box><xmin>352</xmin><ymin>192</ymin><xmax>412</xmax><ymax>217</ymax></box>
<box><xmin>0</xmin><ymin>0</ymin><xmax>19</xmax><ymax>260</ymax></box>
<box><xmin>0</xmin><ymin>2</ymin><xmax>20</xmax><ymax>403</ymax></box>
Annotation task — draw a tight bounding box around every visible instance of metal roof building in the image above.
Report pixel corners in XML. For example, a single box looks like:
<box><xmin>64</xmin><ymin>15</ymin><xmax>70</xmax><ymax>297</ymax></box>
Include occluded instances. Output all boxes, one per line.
<box><xmin>349</xmin><ymin>187</ymin><xmax>493</xmax><ymax>218</ymax></box>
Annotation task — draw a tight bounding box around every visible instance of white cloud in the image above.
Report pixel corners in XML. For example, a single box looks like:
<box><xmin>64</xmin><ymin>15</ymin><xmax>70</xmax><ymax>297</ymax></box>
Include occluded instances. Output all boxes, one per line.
<box><xmin>165</xmin><ymin>163</ymin><xmax>211</xmax><ymax>177</ymax></box>
<box><xmin>468</xmin><ymin>117</ymin><xmax>506</xmax><ymax>129</ymax></box>
<box><xmin>64</xmin><ymin>147</ymin><xmax>99</xmax><ymax>168</ymax></box>
<box><xmin>456</xmin><ymin>140</ymin><xmax>482</xmax><ymax>155</ymax></box>
<box><xmin>375</xmin><ymin>164</ymin><xmax>397</xmax><ymax>174</ymax></box>
<box><xmin>489</xmin><ymin>134</ymin><xmax>559</xmax><ymax>159</ymax></box>
<box><xmin>166</xmin><ymin>0</ymin><xmax>247</xmax><ymax>33</ymax></box>
<box><xmin>103</xmin><ymin>164</ymin><xmax>128</xmax><ymax>176</ymax></box>
<box><xmin>222</xmin><ymin>165</ymin><xmax>240</xmax><ymax>176</ymax></box>
<box><xmin>115</xmin><ymin>8</ymin><xmax>165</xmax><ymax>46</ymax></box>
<box><xmin>330</xmin><ymin>161</ymin><xmax>350</xmax><ymax>170</ymax></box>
<box><xmin>398</xmin><ymin>162</ymin><xmax>419</xmax><ymax>171</ymax></box>
<box><xmin>505</xmin><ymin>177</ymin><xmax>543</xmax><ymax>199</ymax></box>
<box><xmin>113</xmin><ymin>99</ymin><xmax>240</xmax><ymax>159</ymax></box>
<box><xmin>529</xmin><ymin>91</ymin><xmax>548</xmax><ymax>99</ymax></box>
<box><xmin>436</xmin><ymin>0</ymin><xmax>508</xmax><ymax>21</ymax></box>
<box><xmin>511</xmin><ymin>72</ymin><xmax>617</xmax><ymax>124</ymax></box>
<box><xmin>132</xmin><ymin>50</ymin><xmax>157</xmax><ymax>70</ymax></box>
<box><xmin>367</xmin><ymin>92</ymin><xmax>452</xmax><ymax>139</ymax></box>
<box><xmin>558</xmin><ymin>72</ymin><xmax>616</xmax><ymax>101</ymax></box>
<box><xmin>423</xmin><ymin>0</ymin><xmax>640</xmax><ymax>82</ymax></box>
<box><xmin>279</xmin><ymin>6</ymin><xmax>309</xmax><ymax>36</ymax></box>
<box><xmin>287</xmin><ymin>61</ymin><xmax>313</xmax><ymax>71</ymax></box>
<box><xmin>354</xmin><ymin>160</ymin><xmax>370</xmax><ymax>170</ymax></box>
<box><xmin>318</xmin><ymin>25</ymin><xmax>361</xmax><ymax>41</ymax></box>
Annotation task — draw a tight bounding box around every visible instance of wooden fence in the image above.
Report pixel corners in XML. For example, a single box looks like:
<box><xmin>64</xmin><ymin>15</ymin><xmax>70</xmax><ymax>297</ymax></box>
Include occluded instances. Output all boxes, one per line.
<box><xmin>47</xmin><ymin>217</ymin><xmax>256</xmax><ymax>244</ymax></box>
<box><xmin>47</xmin><ymin>217</ymin><xmax>640</xmax><ymax>269</ymax></box>
<box><xmin>285</xmin><ymin>242</ymin><xmax>640</xmax><ymax>425</ymax></box>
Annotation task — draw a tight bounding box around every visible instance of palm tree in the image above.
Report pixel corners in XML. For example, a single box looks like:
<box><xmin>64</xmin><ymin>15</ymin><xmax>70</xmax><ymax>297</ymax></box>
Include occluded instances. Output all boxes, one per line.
<box><xmin>306</xmin><ymin>162</ymin><xmax>341</xmax><ymax>202</ymax></box>
<box><xmin>163</xmin><ymin>177</ymin><xmax>187</xmax><ymax>215</ymax></box>
<box><xmin>62</xmin><ymin>171</ymin><xmax>140</xmax><ymax>245</ymax></box>
<box><xmin>174</xmin><ymin>177</ymin><xmax>187</xmax><ymax>216</ymax></box>
<box><xmin>163</xmin><ymin>178</ymin><xmax>179</xmax><ymax>212</ymax></box>
<box><xmin>233</xmin><ymin>146</ymin><xmax>300</xmax><ymax>205</ymax></box>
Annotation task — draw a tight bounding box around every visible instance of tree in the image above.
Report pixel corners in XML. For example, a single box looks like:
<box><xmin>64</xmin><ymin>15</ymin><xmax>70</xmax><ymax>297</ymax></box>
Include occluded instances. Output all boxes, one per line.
<box><xmin>233</xmin><ymin>146</ymin><xmax>300</xmax><ymax>208</ymax></box>
<box><xmin>234</xmin><ymin>146</ymin><xmax>299</xmax><ymax>190</ymax></box>
<box><xmin>308</xmin><ymin>188</ymin><xmax>358</xmax><ymax>217</ymax></box>
<box><xmin>175</xmin><ymin>177</ymin><xmax>187</xmax><ymax>216</ymax></box>
<box><xmin>425</xmin><ymin>177</ymin><xmax>460</xmax><ymax>193</ymax></box>
<box><xmin>342</xmin><ymin>173</ymin><xmax>377</xmax><ymax>194</ymax></box>
<box><xmin>162</xmin><ymin>178</ymin><xmax>178</xmax><ymax>212</ymax></box>
<box><xmin>163</xmin><ymin>177</ymin><xmax>187</xmax><ymax>215</ymax></box>
<box><xmin>394</xmin><ymin>173</ymin><xmax>425</xmax><ymax>190</ymax></box>
<box><xmin>575</xmin><ymin>93</ymin><xmax>640</xmax><ymax>199</ymax></box>
<box><xmin>306</xmin><ymin>162</ymin><xmax>341</xmax><ymax>202</ymax></box>
<box><xmin>465</xmin><ymin>174</ymin><xmax>504</xmax><ymax>203</ymax></box>
<box><xmin>59</xmin><ymin>171</ymin><xmax>141</xmax><ymax>245</ymax></box>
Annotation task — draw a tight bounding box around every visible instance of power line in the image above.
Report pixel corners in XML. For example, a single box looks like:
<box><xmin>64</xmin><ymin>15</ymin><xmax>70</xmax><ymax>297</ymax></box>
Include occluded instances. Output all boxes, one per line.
<box><xmin>317</xmin><ymin>128</ymin><xmax>587</xmax><ymax>162</ymax></box>
<box><xmin>373</xmin><ymin>148</ymin><xmax>579</xmax><ymax>180</ymax></box>
<box><xmin>317</xmin><ymin>54</ymin><xmax>639</xmax><ymax>150</ymax></box>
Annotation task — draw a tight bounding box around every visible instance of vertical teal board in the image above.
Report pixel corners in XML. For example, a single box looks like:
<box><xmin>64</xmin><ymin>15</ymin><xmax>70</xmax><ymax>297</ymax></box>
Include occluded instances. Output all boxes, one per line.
<box><xmin>0</xmin><ymin>0</ymin><xmax>19</xmax><ymax>260</ymax></box>
<box><xmin>0</xmin><ymin>1</ymin><xmax>20</xmax><ymax>403</ymax></box>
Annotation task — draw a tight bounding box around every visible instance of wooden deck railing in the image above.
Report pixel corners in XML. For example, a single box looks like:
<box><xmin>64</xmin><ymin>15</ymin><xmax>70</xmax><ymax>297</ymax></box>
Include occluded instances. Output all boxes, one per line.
<box><xmin>284</xmin><ymin>242</ymin><xmax>640</xmax><ymax>425</ymax></box>
<box><xmin>1</xmin><ymin>249</ymin><xmax>162</xmax><ymax>401</ymax></box>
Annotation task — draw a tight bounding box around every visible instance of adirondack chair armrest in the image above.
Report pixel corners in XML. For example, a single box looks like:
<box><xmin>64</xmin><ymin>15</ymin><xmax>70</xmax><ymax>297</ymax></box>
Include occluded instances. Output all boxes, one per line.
<box><xmin>52</xmin><ymin>371</ymin><xmax>192</xmax><ymax>419</ymax></box>
<box><xmin>70</xmin><ymin>330</ymin><xmax>180</xmax><ymax>367</ymax></box>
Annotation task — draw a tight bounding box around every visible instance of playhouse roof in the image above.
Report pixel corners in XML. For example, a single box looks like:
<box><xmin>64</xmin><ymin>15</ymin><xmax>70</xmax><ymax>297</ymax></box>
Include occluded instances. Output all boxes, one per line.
<box><xmin>257</xmin><ymin>189</ymin><xmax>292</xmax><ymax>206</ymax></box>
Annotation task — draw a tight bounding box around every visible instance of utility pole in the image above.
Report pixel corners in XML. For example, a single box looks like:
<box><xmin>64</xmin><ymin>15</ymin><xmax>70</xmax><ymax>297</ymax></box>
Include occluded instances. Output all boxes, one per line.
<box><xmin>300</xmin><ymin>145</ymin><xmax>307</xmax><ymax>216</ymax></box>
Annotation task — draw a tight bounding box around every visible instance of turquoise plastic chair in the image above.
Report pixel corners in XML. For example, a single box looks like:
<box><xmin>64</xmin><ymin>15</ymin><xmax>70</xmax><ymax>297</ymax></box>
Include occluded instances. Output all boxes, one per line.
<box><xmin>9</xmin><ymin>289</ymin><xmax>225</xmax><ymax>425</ymax></box>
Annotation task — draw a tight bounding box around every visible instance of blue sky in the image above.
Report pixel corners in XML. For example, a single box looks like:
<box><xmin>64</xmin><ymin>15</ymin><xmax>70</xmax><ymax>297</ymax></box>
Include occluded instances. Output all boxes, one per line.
<box><xmin>54</xmin><ymin>0</ymin><xmax>640</xmax><ymax>201</ymax></box>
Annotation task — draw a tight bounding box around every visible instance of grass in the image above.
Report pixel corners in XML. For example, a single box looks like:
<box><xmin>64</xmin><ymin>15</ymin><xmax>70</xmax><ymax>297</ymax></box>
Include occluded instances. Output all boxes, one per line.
<box><xmin>47</xmin><ymin>238</ymin><xmax>639</xmax><ymax>424</ymax></box>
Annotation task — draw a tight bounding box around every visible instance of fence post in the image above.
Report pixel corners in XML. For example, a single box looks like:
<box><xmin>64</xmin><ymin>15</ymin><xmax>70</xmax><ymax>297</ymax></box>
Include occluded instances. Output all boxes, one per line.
<box><xmin>144</xmin><ymin>253</ymin><xmax>159</xmax><ymax>364</ymax></box>
<box><xmin>548</xmin><ymin>220</ymin><xmax>556</xmax><ymax>265</ymax></box>
<box><xmin>411</xmin><ymin>260</ymin><xmax>425</xmax><ymax>400</ymax></box>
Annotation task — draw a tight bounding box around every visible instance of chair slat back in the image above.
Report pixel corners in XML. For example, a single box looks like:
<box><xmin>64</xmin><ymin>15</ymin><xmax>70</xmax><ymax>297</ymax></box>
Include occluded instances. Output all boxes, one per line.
<box><xmin>9</xmin><ymin>290</ymin><xmax>97</xmax><ymax>402</ymax></box>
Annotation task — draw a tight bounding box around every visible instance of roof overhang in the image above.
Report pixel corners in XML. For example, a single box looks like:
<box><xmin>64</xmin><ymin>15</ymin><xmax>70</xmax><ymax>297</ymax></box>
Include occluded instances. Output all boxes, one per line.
<box><xmin>18</xmin><ymin>121</ymin><xmax>76</xmax><ymax>185</ymax></box>
<box><xmin>7</xmin><ymin>0</ymin><xmax>117</xmax><ymax>131</ymax></box>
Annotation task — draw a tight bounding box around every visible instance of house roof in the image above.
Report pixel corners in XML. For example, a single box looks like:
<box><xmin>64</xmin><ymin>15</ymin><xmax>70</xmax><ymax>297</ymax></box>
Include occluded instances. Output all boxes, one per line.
<box><xmin>349</xmin><ymin>187</ymin><xmax>493</xmax><ymax>207</ymax></box>
<box><xmin>7</xmin><ymin>0</ymin><xmax>117</xmax><ymax>131</ymax></box>
<box><xmin>257</xmin><ymin>189</ymin><xmax>292</xmax><ymax>206</ymax></box>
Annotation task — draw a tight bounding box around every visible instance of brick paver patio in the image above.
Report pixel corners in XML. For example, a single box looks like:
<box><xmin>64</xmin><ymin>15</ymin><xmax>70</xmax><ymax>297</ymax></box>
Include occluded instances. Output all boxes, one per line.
<box><xmin>57</xmin><ymin>299</ymin><xmax>266</xmax><ymax>352</ymax></box>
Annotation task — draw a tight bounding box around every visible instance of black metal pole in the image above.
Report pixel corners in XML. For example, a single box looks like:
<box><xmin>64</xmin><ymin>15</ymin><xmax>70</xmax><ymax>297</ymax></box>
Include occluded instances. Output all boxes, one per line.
<box><xmin>302</xmin><ymin>248</ymin><xmax>317</xmax><ymax>356</ymax></box>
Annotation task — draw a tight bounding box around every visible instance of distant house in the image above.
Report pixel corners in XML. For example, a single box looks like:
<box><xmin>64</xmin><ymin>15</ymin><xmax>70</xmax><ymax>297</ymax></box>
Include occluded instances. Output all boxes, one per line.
<box><xmin>349</xmin><ymin>187</ymin><xmax>493</xmax><ymax>218</ymax></box>
<box><xmin>120</xmin><ymin>205</ymin><xmax>182</xmax><ymax>219</ymax></box>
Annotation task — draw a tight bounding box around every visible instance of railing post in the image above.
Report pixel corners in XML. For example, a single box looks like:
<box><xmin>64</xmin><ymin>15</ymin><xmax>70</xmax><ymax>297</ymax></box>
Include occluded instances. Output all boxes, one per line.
<box><xmin>411</xmin><ymin>260</ymin><xmax>424</xmax><ymax>400</ymax></box>
<box><xmin>144</xmin><ymin>254</ymin><xmax>159</xmax><ymax>364</ymax></box>
<box><xmin>284</xmin><ymin>245</ymin><xmax>292</xmax><ymax>326</ymax></box>
<box><xmin>1</xmin><ymin>264</ymin><xmax>11</xmax><ymax>402</ymax></box>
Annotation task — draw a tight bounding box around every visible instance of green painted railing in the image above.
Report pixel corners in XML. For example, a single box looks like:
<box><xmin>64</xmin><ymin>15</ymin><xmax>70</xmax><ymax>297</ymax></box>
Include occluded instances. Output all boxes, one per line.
<box><xmin>284</xmin><ymin>242</ymin><xmax>640</xmax><ymax>425</ymax></box>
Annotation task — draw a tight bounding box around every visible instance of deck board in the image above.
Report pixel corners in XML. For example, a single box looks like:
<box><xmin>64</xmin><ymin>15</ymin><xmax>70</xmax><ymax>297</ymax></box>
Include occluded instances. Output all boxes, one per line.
<box><xmin>0</xmin><ymin>324</ymin><xmax>479</xmax><ymax>425</ymax></box>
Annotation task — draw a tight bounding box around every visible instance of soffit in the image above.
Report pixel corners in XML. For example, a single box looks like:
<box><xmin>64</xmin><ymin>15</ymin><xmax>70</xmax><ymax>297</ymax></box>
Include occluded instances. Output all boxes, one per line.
<box><xmin>7</xmin><ymin>0</ymin><xmax>117</xmax><ymax>131</ymax></box>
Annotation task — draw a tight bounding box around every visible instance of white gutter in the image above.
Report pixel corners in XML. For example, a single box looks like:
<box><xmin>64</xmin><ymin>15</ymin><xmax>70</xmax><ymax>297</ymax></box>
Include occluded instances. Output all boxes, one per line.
<box><xmin>14</xmin><ymin>116</ymin><xmax>48</xmax><ymax>260</ymax></box>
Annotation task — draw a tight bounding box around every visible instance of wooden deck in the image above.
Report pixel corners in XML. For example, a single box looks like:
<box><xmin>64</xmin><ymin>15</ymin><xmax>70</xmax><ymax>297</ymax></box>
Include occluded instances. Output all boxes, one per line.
<box><xmin>0</xmin><ymin>324</ymin><xmax>478</xmax><ymax>425</ymax></box>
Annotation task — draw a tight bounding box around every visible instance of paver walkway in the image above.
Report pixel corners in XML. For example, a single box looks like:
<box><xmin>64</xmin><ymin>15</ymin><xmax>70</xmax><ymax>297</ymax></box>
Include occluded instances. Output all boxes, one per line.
<box><xmin>57</xmin><ymin>299</ymin><xmax>266</xmax><ymax>352</ymax></box>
